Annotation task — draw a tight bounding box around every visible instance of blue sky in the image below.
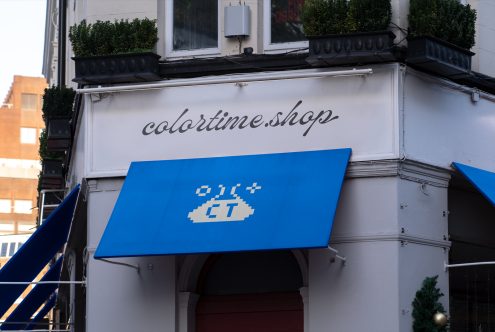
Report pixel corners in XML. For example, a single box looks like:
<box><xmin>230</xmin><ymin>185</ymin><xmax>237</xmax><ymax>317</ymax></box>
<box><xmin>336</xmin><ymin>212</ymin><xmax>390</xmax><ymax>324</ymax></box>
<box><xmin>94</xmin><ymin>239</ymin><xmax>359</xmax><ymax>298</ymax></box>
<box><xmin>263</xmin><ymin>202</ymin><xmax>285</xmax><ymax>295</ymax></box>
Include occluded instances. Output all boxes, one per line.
<box><xmin>0</xmin><ymin>0</ymin><xmax>47</xmax><ymax>102</ymax></box>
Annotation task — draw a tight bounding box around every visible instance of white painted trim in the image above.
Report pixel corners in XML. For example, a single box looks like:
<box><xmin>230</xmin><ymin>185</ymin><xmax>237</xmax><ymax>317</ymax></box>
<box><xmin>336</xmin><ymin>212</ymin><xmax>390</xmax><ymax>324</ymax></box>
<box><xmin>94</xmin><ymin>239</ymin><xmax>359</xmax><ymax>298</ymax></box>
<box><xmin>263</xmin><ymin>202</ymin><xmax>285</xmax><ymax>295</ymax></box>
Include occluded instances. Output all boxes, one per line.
<box><xmin>262</xmin><ymin>0</ymin><xmax>308</xmax><ymax>53</ymax></box>
<box><xmin>178</xmin><ymin>292</ymin><xmax>199</xmax><ymax>332</ymax></box>
<box><xmin>299</xmin><ymin>286</ymin><xmax>309</xmax><ymax>332</ymax></box>
<box><xmin>77</xmin><ymin>68</ymin><xmax>373</xmax><ymax>94</ymax></box>
<box><xmin>164</xmin><ymin>0</ymin><xmax>221</xmax><ymax>59</ymax></box>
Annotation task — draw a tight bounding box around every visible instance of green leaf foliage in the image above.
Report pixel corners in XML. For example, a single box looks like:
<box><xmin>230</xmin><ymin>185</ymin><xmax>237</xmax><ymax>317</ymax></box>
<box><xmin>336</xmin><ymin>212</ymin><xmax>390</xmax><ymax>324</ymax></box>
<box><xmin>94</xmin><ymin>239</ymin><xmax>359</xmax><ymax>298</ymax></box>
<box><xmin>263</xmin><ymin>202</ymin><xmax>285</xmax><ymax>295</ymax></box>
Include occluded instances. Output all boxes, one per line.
<box><xmin>302</xmin><ymin>0</ymin><xmax>391</xmax><ymax>36</ymax></box>
<box><xmin>69</xmin><ymin>18</ymin><xmax>158</xmax><ymax>57</ymax></box>
<box><xmin>412</xmin><ymin>276</ymin><xmax>447</xmax><ymax>332</ymax></box>
<box><xmin>38</xmin><ymin>129</ymin><xmax>64</xmax><ymax>161</ymax></box>
<box><xmin>41</xmin><ymin>86</ymin><xmax>76</xmax><ymax>124</ymax></box>
<box><xmin>409</xmin><ymin>0</ymin><xmax>476</xmax><ymax>49</ymax></box>
<box><xmin>348</xmin><ymin>0</ymin><xmax>391</xmax><ymax>32</ymax></box>
<box><xmin>302</xmin><ymin>0</ymin><xmax>350</xmax><ymax>35</ymax></box>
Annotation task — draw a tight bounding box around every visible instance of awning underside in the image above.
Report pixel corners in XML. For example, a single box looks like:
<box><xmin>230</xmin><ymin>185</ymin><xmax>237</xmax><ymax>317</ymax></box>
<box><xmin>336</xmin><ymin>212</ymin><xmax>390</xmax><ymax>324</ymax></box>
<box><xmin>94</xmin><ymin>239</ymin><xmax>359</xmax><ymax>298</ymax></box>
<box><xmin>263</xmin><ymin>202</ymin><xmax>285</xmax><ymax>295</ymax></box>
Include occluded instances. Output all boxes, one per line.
<box><xmin>452</xmin><ymin>162</ymin><xmax>495</xmax><ymax>206</ymax></box>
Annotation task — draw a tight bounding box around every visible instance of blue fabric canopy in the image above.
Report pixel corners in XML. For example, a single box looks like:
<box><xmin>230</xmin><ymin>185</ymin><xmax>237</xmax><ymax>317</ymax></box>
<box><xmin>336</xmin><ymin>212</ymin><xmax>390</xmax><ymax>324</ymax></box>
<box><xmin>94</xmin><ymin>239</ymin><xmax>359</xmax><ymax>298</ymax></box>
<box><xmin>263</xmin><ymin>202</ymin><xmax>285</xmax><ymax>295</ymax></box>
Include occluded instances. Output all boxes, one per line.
<box><xmin>1</xmin><ymin>257</ymin><xmax>63</xmax><ymax>330</ymax></box>
<box><xmin>452</xmin><ymin>162</ymin><xmax>495</xmax><ymax>206</ymax></box>
<box><xmin>95</xmin><ymin>149</ymin><xmax>351</xmax><ymax>258</ymax></box>
<box><xmin>24</xmin><ymin>292</ymin><xmax>57</xmax><ymax>331</ymax></box>
<box><xmin>0</xmin><ymin>185</ymin><xmax>79</xmax><ymax>318</ymax></box>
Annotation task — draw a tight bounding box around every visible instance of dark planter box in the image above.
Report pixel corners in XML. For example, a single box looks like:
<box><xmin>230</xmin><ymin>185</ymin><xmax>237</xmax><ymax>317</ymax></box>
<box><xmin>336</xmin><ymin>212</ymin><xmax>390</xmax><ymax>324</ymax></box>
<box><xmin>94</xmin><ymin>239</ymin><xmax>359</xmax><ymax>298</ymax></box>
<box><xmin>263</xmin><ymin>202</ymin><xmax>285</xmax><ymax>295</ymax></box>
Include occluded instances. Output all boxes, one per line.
<box><xmin>72</xmin><ymin>52</ymin><xmax>161</xmax><ymax>85</ymax></box>
<box><xmin>306</xmin><ymin>31</ymin><xmax>396</xmax><ymax>67</ymax></box>
<box><xmin>407</xmin><ymin>36</ymin><xmax>474</xmax><ymax>79</ymax></box>
<box><xmin>41</xmin><ymin>160</ymin><xmax>64</xmax><ymax>189</ymax></box>
<box><xmin>47</xmin><ymin>118</ymin><xmax>71</xmax><ymax>151</ymax></box>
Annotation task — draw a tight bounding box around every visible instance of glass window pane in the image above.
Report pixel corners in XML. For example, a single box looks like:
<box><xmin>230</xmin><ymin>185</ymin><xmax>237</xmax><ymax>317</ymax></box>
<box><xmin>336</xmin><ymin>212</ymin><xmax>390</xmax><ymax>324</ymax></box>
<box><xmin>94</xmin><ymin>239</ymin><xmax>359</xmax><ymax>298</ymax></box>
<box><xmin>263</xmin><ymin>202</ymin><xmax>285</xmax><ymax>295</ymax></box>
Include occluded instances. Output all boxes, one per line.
<box><xmin>8</xmin><ymin>242</ymin><xmax>15</xmax><ymax>256</ymax></box>
<box><xmin>20</xmin><ymin>127</ymin><xmax>37</xmax><ymax>144</ymax></box>
<box><xmin>21</xmin><ymin>93</ymin><xmax>38</xmax><ymax>110</ymax></box>
<box><xmin>0</xmin><ymin>243</ymin><xmax>7</xmax><ymax>257</ymax></box>
<box><xmin>173</xmin><ymin>0</ymin><xmax>218</xmax><ymax>51</ymax></box>
<box><xmin>14</xmin><ymin>200</ymin><xmax>33</xmax><ymax>214</ymax></box>
<box><xmin>0</xmin><ymin>199</ymin><xmax>10</xmax><ymax>213</ymax></box>
<box><xmin>271</xmin><ymin>0</ymin><xmax>306</xmax><ymax>44</ymax></box>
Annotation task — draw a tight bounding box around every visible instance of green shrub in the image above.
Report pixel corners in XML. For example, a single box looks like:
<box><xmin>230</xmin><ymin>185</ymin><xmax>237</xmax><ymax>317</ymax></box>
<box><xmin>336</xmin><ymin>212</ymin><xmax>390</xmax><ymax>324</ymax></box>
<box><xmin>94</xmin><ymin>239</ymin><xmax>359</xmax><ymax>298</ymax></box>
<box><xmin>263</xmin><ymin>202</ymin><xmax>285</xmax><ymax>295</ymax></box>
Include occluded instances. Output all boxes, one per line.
<box><xmin>69</xmin><ymin>18</ymin><xmax>158</xmax><ymax>57</ymax></box>
<box><xmin>412</xmin><ymin>276</ymin><xmax>447</xmax><ymax>332</ymax></box>
<box><xmin>42</xmin><ymin>86</ymin><xmax>76</xmax><ymax>124</ymax></box>
<box><xmin>38</xmin><ymin>129</ymin><xmax>64</xmax><ymax>161</ymax></box>
<box><xmin>302</xmin><ymin>0</ymin><xmax>350</xmax><ymax>35</ymax></box>
<box><xmin>348</xmin><ymin>0</ymin><xmax>391</xmax><ymax>32</ymax></box>
<box><xmin>302</xmin><ymin>0</ymin><xmax>391</xmax><ymax>36</ymax></box>
<box><xmin>409</xmin><ymin>0</ymin><xmax>476</xmax><ymax>49</ymax></box>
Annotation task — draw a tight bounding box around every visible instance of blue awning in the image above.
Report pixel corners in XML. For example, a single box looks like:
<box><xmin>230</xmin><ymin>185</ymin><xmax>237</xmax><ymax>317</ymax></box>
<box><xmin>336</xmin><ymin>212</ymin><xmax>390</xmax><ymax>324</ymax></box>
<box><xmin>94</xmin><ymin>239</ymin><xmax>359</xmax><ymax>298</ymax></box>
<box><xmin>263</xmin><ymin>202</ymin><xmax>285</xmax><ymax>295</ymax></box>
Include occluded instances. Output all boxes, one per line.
<box><xmin>1</xmin><ymin>257</ymin><xmax>63</xmax><ymax>331</ymax></box>
<box><xmin>0</xmin><ymin>185</ymin><xmax>79</xmax><ymax>318</ymax></box>
<box><xmin>452</xmin><ymin>162</ymin><xmax>495</xmax><ymax>206</ymax></box>
<box><xmin>95</xmin><ymin>149</ymin><xmax>351</xmax><ymax>258</ymax></box>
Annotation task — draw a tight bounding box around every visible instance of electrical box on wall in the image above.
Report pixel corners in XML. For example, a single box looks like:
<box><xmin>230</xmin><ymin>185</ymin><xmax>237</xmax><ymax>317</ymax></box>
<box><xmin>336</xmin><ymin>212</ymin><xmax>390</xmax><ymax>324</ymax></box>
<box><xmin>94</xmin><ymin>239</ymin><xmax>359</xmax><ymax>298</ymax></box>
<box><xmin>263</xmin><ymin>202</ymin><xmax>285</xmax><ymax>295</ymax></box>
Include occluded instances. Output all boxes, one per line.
<box><xmin>224</xmin><ymin>4</ymin><xmax>250</xmax><ymax>37</ymax></box>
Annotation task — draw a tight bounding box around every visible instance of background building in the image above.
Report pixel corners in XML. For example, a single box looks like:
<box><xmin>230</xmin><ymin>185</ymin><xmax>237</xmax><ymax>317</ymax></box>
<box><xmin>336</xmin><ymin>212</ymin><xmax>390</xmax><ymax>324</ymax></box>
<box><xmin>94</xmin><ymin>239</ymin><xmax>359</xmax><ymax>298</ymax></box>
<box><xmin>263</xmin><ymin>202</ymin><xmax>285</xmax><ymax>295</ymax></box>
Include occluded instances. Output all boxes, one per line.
<box><xmin>0</xmin><ymin>75</ymin><xmax>47</xmax><ymax>320</ymax></box>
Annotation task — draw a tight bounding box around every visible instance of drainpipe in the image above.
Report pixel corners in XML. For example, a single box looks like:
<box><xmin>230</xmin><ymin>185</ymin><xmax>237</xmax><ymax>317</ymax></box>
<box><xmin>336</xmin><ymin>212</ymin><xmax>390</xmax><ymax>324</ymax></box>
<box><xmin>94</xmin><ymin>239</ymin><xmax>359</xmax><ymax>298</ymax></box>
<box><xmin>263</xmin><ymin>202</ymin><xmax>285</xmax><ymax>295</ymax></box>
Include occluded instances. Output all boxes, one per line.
<box><xmin>58</xmin><ymin>0</ymin><xmax>66</xmax><ymax>86</ymax></box>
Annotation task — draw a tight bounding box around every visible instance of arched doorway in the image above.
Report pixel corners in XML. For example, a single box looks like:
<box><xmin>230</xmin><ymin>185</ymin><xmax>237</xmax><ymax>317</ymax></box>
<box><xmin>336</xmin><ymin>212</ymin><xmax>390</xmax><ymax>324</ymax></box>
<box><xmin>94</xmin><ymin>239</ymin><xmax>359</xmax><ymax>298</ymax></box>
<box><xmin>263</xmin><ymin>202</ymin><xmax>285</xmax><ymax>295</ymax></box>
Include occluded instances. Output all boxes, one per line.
<box><xmin>195</xmin><ymin>251</ymin><xmax>304</xmax><ymax>332</ymax></box>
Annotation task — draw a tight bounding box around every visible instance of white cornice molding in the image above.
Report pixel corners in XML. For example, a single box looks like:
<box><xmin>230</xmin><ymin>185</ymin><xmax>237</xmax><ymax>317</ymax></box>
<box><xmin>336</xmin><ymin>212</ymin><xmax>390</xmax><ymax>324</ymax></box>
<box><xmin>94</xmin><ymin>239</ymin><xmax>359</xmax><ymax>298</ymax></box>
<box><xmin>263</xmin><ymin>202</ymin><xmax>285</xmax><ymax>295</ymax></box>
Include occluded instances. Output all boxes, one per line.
<box><xmin>332</xmin><ymin>232</ymin><xmax>451</xmax><ymax>249</ymax></box>
<box><xmin>347</xmin><ymin>158</ymin><xmax>451</xmax><ymax>188</ymax></box>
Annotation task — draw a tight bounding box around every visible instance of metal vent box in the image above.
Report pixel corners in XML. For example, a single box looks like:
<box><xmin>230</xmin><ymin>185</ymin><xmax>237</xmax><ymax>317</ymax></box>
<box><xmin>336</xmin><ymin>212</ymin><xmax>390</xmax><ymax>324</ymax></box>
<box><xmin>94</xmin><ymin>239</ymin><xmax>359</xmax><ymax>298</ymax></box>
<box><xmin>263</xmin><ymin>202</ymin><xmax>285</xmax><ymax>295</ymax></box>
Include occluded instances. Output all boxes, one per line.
<box><xmin>224</xmin><ymin>5</ymin><xmax>250</xmax><ymax>37</ymax></box>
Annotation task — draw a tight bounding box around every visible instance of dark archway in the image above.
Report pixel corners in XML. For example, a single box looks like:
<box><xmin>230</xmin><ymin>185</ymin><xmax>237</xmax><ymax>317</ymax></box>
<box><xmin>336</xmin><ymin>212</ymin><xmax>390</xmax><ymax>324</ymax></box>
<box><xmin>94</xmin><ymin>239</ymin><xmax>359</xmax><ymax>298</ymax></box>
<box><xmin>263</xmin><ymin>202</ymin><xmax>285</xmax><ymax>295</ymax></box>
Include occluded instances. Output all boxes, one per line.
<box><xmin>196</xmin><ymin>251</ymin><xmax>304</xmax><ymax>332</ymax></box>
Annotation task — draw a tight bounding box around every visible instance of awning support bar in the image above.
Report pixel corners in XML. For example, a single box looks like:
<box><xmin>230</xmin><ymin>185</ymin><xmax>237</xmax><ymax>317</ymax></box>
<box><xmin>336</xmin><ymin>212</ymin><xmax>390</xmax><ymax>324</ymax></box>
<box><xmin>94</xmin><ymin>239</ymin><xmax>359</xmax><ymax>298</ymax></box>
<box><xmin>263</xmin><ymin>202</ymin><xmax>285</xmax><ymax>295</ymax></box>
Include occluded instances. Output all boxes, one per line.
<box><xmin>444</xmin><ymin>261</ymin><xmax>495</xmax><ymax>271</ymax></box>
<box><xmin>327</xmin><ymin>246</ymin><xmax>346</xmax><ymax>265</ymax></box>
<box><xmin>98</xmin><ymin>258</ymin><xmax>140</xmax><ymax>274</ymax></box>
<box><xmin>0</xmin><ymin>281</ymin><xmax>85</xmax><ymax>285</ymax></box>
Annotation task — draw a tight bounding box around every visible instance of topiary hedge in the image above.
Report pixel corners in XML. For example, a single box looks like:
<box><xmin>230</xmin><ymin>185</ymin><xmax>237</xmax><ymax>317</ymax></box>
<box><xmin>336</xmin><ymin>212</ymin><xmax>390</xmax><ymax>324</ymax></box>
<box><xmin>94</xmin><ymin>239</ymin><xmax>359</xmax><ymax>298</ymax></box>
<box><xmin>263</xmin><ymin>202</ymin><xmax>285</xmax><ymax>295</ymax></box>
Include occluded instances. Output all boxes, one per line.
<box><xmin>409</xmin><ymin>0</ymin><xmax>476</xmax><ymax>49</ymax></box>
<box><xmin>41</xmin><ymin>86</ymin><xmax>76</xmax><ymax>124</ymax></box>
<box><xmin>69</xmin><ymin>18</ymin><xmax>158</xmax><ymax>57</ymax></box>
<box><xmin>302</xmin><ymin>0</ymin><xmax>391</xmax><ymax>36</ymax></box>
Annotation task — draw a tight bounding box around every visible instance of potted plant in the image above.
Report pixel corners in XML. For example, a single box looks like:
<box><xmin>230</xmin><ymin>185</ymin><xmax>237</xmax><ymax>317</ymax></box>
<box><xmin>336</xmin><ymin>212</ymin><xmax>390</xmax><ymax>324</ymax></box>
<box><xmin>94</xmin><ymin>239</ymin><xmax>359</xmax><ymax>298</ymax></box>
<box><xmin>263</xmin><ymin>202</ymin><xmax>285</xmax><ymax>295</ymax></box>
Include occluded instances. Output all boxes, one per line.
<box><xmin>69</xmin><ymin>18</ymin><xmax>160</xmax><ymax>84</ymax></box>
<box><xmin>407</xmin><ymin>0</ymin><xmax>476</xmax><ymax>78</ymax></box>
<box><xmin>42</xmin><ymin>86</ymin><xmax>76</xmax><ymax>151</ymax></box>
<box><xmin>38</xmin><ymin>129</ymin><xmax>65</xmax><ymax>190</ymax></box>
<box><xmin>302</xmin><ymin>0</ymin><xmax>395</xmax><ymax>66</ymax></box>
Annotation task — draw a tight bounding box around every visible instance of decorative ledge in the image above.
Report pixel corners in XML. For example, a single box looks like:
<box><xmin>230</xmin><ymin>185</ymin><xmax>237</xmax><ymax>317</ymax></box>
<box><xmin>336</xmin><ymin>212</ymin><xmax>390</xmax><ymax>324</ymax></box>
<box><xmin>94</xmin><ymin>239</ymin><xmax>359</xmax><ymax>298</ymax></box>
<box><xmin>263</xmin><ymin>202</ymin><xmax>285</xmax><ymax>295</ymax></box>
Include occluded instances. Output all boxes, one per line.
<box><xmin>72</xmin><ymin>52</ymin><xmax>161</xmax><ymax>85</ymax></box>
<box><xmin>306</xmin><ymin>30</ymin><xmax>397</xmax><ymax>67</ymax></box>
<box><xmin>407</xmin><ymin>36</ymin><xmax>474</xmax><ymax>79</ymax></box>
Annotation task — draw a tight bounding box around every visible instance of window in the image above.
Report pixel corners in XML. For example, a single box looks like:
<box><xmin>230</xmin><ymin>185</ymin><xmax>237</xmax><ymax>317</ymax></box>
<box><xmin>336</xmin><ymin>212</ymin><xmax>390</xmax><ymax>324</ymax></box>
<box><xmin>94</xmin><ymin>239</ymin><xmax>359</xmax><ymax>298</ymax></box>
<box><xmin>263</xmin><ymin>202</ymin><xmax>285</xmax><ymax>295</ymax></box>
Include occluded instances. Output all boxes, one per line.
<box><xmin>8</xmin><ymin>242</ymin><xmax>16</xmax><ymax>256</ymax></box>
<box><xmin>264</xmin><ymin>0</ymin><xmax>307</xmax><ymax>52</ymax></box>
<box><xmin>20</xmin><ymin>127</ymin><xmax>37</xmax><ymax>144</ymax></box>
<box><xmin>13</xmin><ymin>200</ymin><xmax>32</xmax><ymax>214</ymax></box>
<box><xmin>21</xmin><ymin>93</ymin><xmax>38</xmax><ymax>110</ymax></box>
<box><xmin>166</xmin><ymin>0</ymin><xmax>220</xmax><ymax>57</ymax></box>
<box><xmin>0</xmin><ymin>199</ymin><xmax>11</xmax><ymax>213</ymax></box>
<box><xmin>0</xmin><ymin>243</ymin><xmax>7</xmax><ymax>257</ymax></box>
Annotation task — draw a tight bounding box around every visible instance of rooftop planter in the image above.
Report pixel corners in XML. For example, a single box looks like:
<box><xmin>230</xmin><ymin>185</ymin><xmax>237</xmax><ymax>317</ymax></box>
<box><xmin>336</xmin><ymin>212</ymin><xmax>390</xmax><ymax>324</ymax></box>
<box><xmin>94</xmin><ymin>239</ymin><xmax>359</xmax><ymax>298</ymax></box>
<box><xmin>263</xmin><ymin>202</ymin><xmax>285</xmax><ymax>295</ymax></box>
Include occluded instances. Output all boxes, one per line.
<box><xmin>69</xmin><ymin>18</ymin><xmax>160</xmax><ymax>84</ymax></box>
<box><xmin>42</xmin><ymin>86</ymin><xmax>75</xmax><ymax>152</ymax></box>
<box><xmin>40</xmin><ymin>159</ymin><xmax>65</xmax><ymax>189</ymax></box>
<box><xmin>407</xmin><ymin>0</ymin><xmax>477</xmax><ymax>79</ymax></box>
<box><xmin>39</xmin><ymin>129</ymin><xmax>65</xmax><ymax>190</ymax></box>
<box><xmin>303</xmin><ymin>0</ymin><xmax>396</xmax><ymax>67</ymax></box>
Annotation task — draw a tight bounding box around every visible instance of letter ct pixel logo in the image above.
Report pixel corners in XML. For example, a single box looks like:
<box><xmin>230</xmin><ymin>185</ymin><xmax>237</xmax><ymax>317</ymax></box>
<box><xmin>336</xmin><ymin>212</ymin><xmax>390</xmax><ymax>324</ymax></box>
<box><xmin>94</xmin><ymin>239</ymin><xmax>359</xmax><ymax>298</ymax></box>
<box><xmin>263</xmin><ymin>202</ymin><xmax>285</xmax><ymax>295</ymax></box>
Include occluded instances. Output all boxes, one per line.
<box><xmin>188</xmin><ymin>183</ymin><xmax>261</xmax><ymax>223</ymax></box>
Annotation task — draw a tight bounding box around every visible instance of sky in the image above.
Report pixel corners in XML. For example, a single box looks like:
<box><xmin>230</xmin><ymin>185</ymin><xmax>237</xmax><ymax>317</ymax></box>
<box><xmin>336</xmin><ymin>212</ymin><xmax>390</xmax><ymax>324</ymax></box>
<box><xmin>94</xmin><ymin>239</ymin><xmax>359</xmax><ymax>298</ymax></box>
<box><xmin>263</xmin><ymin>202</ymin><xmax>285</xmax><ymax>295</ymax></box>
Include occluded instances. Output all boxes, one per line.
<box><xmin>0</xmin><ymin>0</ymin><xmax>47</xmax><ymax>102</ymax></box>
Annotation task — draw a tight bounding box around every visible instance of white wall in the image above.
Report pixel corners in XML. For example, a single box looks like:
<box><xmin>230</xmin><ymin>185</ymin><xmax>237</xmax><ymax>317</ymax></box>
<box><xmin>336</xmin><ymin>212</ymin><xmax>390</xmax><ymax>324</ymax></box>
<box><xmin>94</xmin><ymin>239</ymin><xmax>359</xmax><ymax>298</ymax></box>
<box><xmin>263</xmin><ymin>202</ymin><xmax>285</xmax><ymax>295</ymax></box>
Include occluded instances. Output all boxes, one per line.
<box><xmin>404</xmin><ymin>69</ymin><xmax>495</xmax><ymax>171</ymax></box>
<box><xmin>468</xmin><ymin>0</ymin><xmax>495</xmax><ymax>76</ymax></box>
<box><xmin>84</xmin><ymin>65</ymin><xmax>399</xmax><ymax>178</ymax></box>
<box><xmin>86</xmin><ymin>179</ymin><xmax>176</xmax><ymax>332</ymax></box>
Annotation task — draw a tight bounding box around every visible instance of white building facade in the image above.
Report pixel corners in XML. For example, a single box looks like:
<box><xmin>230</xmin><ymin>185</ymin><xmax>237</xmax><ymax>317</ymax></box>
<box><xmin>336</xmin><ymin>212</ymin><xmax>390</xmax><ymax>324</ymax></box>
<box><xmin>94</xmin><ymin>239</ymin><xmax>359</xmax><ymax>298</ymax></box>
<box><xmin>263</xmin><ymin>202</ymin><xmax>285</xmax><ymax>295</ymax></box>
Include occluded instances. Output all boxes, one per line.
<box><xmin>41</xmin><ymin>1</ymin><xmax>495</xmax><ymax>332</ymax></box>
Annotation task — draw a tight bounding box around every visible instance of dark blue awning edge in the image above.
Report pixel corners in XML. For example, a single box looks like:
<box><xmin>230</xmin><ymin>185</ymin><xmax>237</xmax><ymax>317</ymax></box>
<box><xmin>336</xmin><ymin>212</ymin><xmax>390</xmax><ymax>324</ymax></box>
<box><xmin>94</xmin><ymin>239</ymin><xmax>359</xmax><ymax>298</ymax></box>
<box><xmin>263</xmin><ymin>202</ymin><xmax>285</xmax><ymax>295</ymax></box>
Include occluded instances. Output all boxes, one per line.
<box><xmin>0</xmin><ymin>257</ymin><xmax>63</xmax><ymax>331</ymax></box>
<box><xmin>24</xmin><ymin>293</ymin><xmax>57</xmax><ymax>331</ymax></box>
<box><xmin>0</xmin><ymin>185</ymin><xmax>80</xmax><ymax>318</ymax></box>
<box><xmin>452</xmin><ymin>162</ymin><xmax>495</xmax><ymax>206</ymax></box>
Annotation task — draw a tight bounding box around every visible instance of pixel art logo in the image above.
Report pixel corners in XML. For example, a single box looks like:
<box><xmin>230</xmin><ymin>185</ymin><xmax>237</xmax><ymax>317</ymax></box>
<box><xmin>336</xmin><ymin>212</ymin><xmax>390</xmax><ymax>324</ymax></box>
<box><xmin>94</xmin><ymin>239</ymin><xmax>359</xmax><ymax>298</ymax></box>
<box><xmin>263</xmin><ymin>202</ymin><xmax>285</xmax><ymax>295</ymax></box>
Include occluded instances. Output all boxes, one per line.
<box><xmin>188</xmin><ymin>183</ymin><xmax>262</xmax><ymax>223</ymax></box>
